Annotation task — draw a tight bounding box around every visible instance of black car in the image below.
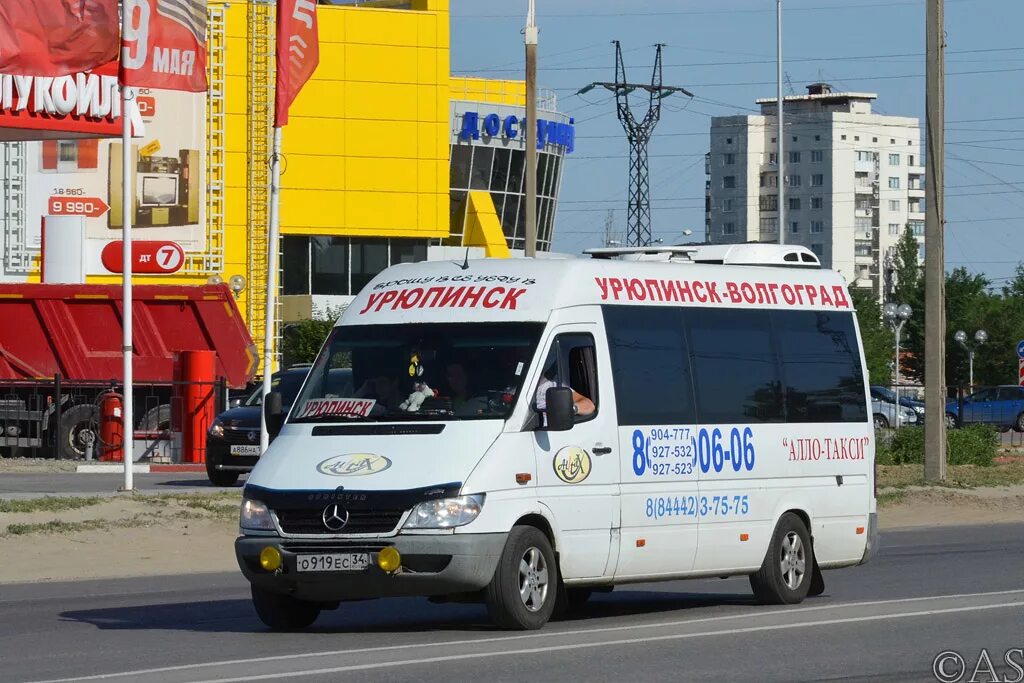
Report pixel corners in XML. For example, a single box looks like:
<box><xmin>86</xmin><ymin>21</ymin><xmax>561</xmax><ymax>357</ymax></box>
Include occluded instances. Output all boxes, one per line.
<box><xmin>205</xmin><ymin>367</ymin><xmax>310</xmax><ymax>486</ymax></box>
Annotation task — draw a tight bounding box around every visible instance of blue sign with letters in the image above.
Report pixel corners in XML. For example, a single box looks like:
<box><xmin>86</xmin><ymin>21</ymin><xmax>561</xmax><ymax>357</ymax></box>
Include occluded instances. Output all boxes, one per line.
<box><xmin>459</xmin><ymin>111</ymin><xmax>575</xmax><ymax>153</ymax></box>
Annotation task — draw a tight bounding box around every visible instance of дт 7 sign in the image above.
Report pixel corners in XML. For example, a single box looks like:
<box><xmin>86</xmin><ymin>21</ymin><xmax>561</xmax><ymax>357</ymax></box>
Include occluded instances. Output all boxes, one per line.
<box><xmin>101</xmin><ymin>240</ymin><xmax>184</xmax><ymax>274</ymax></box>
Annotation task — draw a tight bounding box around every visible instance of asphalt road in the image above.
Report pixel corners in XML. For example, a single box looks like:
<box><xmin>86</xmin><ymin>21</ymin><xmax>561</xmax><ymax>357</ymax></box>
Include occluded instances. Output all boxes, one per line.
<box><xmin>0</xmin><ymin>473</ymin><xmax>235</xmax><ymax>497</ymax></box>
<box><xmin>2</xmin><ymin>523</ymin><xmax>1023</xmax><ymax>683</ymax></box>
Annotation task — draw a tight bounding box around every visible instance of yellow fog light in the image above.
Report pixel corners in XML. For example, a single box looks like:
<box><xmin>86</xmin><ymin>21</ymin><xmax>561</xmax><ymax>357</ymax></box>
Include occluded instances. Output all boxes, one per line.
<box><xmin>377</xmin><ymin>547</ymin><xmax>401</xmax><ymax>573</ymax></box>
<box><xmin>259</xmin><ymin>546</ymin><xmax>282</xmax><ymax>572</ymax></box>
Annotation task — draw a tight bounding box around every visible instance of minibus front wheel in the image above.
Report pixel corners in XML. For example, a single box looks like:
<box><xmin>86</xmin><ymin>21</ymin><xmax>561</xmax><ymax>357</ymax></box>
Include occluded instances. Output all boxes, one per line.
<box><xmin>484</xmin><ymin>526</ymin><xmax>558</xmax><ymax>630</ymax></box>
<box><xmin>749</xmin><ymin>512</ymin><xmax>814</xmax><ymax>605</ymax></box>
<box><xmin>251</xmin><ymin>586</ymin><xmax>322</xmax><ymax>631</ymax></box>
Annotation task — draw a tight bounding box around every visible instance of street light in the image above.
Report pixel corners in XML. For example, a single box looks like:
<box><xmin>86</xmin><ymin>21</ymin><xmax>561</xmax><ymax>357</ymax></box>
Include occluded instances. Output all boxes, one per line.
<box><xmin>954</xmin><ymin>328</ymin><xmax>988</xmax><ymax>391</ymax></box>
<box><xmin>883</xmin><ymin>302</ymin><xmax>913</xmax><ymax>428</ymax></box>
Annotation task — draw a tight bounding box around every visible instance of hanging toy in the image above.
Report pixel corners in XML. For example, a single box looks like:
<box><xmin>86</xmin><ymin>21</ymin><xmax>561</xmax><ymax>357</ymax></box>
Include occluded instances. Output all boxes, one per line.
<box><xmin>408</xmin><ymin>352</ymin><xmax>424</xmax><ymax>378</ymax></box>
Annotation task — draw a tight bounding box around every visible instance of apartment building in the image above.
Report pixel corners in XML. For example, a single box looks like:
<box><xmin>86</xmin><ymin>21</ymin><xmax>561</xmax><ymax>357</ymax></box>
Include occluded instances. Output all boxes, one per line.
<box><xmin>705</xmin><ymin>83</ymin><xmax>924</xmax><ymax>298</ymax></box>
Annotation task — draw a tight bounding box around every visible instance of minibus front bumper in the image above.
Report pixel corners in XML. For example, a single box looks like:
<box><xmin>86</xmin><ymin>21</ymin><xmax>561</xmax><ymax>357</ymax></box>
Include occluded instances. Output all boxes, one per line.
<box><xmin>235</xmin><ymin>532</ymin><xmax>507</xmax><ymax>601</ymax></box>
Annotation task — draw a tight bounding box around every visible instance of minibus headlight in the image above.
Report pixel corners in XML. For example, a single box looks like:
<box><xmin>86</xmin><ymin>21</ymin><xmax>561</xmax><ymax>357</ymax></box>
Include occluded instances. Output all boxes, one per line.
<box><xmin>240</xmin><ymin>498</ymin><xmax>276</xmax><ymax>531</ymax></box>
<box><xmin>403</xmin><ymin>495</ymin><xmax>485</xmax><ymax>529</ymax></box>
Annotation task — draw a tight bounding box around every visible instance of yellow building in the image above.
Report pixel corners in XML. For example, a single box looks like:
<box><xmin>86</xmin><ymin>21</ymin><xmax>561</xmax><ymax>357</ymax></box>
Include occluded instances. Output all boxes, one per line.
<box><xmin>0</xmin><ymin>0</ymin><xmax>574</xmax><ymax>374</ymax></box>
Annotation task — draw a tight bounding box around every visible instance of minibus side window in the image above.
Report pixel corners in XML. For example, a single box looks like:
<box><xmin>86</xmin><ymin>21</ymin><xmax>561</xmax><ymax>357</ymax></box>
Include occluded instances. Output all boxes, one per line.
<box><xmin>686</xmin><ymin>308</ymin><xmax>785</xmax><ymax>424</ymax></box>
<box><xmin>534</xmin><ymin>334</ymin><xmax>599</xmax><ymax>424</ymax></box>
<box><xmin>602</xmin><ymin>305</ymin><xmax>696</xmax><ymax>425</ymax></box>
<box><xmin>773</xmin><ymin>310</ymin><xmax>867</xmax><ymax>423</ymax></box>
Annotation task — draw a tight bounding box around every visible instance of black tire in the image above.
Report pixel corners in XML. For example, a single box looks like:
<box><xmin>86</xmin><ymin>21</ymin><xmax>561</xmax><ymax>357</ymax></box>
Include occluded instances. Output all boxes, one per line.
<box><xmin>251</xmin><ymin>586</ymin><xmax>321</xmax><ymax>631</ymax></box>
<box><xmin>873</xmin><ymin>413</ymin><xmax>889</xmax><ymax>430</ymax></box>
<box><xmin>58</xmin><ymin>404</ymin><xmax>99</xmax><ymax>460</ymax></box>
<box><xmin>749</xmin><ymin>512</ymin><xmax>814</xmax><ymax>605</ymax></box>
<box><xmin>1014</xmin><ymin>413</ymin><xmax>1024</xmax><ymax>433</ymax></box>
<box><xmin>485</xmin><ymin>526</ymin><xmax>557</xmax><ymax>630</ymax></box>
<box><xmin>206</xmin><ymin>457</ymin><xmax>240</xmax><ymax>487</ymax></box>
<box><xmin>946</xmin><ymin>413</ymin><xmax>959</xmax><ymax>429</ymax></box>
<box><xmin>138</xmin><ymin>404</ymin><xmax>172</xmax><ymax>433</ymax></box>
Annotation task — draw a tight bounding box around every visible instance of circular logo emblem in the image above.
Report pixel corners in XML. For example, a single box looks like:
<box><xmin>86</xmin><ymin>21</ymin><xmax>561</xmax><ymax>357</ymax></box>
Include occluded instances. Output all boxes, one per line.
<box><xmin>316</xmin><ymin>454</ymin><xmax>392</xmax><ymax>477</ymax></box>
<box><xmin>321</xmin><ymin>504</ymin><xmax>350</xmax><ymax>531</ymax></box>
<box><xmin>553</xmin><ymin>446</ymin><xmax>592</xmax><ymax>484</ymax></box>
<box><xmin>247</xmin><ymin>430</ymin><xmax>257</xmax><ymax>443</ymax></box>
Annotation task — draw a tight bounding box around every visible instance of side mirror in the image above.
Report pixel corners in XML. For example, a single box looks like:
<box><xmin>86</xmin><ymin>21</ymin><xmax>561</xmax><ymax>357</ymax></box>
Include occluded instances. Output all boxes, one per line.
<box><xmin>264</xmin><ymin>391</ymin><xmax>284</xmax><ymax>440</ymax></box>
<box><xmin>544</xmin><ymin>387</ymin><xmax>575</xmax><ymax>432</ymax></box>
<box><xmin>229</xmin><ymin>398</ymin><xmax>243</xmax><ymax>409</ymax></box>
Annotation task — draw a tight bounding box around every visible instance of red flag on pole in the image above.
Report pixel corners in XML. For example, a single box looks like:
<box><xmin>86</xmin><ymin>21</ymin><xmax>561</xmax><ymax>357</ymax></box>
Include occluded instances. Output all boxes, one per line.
<box><xmin>275</xmin><ymin>0</ymin><xmax>319</xmax><ymax>127</ymax></box>
<box><xmin>119</xmin><ymin>0</ymin><xmax>208</xmax><ymax>92</ymax></box>
<box><xmin>0</xmin><ymin>0</ymin><xmax>119</xmax><ymax>76</ymax></box>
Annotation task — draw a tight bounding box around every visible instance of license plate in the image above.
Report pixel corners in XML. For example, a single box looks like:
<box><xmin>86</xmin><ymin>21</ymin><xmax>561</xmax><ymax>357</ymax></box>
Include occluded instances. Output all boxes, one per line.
<box><xmin>229</xmin><ymin>444</ymin><xmax>261</xmax><ymax>456</ymax></box>
<box><xmin>296</xmin><ymin>553</ymin><xmax>370</xmax><ymax>573</ymax></box>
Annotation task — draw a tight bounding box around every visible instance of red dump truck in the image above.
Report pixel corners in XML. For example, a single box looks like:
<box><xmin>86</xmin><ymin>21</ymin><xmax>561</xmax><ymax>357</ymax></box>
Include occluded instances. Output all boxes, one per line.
<box><xmin>0</xmin><ymin>283</ymin><xmax>257</xmax><ymax>459</ymax></box>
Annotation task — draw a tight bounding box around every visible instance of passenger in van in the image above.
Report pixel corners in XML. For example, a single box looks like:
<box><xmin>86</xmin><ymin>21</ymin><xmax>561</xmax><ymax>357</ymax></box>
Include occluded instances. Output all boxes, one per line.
<box><xmin>534</xmin><ymin>361</ymin><xmax>595</xmax><ymax>419</ymax></box>
<box><xmin>444</xmin><ymin>362</ymin><xmax>489</xmax><ymax>416</ymax></box>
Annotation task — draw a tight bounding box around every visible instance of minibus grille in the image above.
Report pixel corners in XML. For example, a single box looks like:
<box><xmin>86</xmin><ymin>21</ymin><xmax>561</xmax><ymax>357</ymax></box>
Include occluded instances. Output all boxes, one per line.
<box><xmin>275</xmin><ymin>508</ymin><xmax>405</xmax><ymax>535</ymax></box>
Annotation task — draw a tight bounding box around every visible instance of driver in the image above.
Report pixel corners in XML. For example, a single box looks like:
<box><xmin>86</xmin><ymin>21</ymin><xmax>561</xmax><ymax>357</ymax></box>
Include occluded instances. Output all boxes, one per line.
<box><xmin>534</xmin><ymin>360</ymin><xmax>595</xmax><ymax>418</ymax></box>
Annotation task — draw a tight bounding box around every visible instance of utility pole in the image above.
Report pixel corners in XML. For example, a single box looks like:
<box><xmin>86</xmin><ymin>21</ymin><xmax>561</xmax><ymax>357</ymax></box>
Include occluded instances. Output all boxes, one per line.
<box><xmin>777</xmin><ymin>0</ymin><xmax>786</xmax><ymax>245</ymax></box>
<box><xmin>924</xmin><ymin>0</ymin><xmax>946</xmax><ymax>481</ymax></box>
<box><xmin>579</xmin><ymin>42</ymin><xmax>692</xmax><ymax>247</ymax></box>
<box><xmin>524</xmin><ymin>0</ymin><xmax>538</xmax><ymax>257</ymax></box>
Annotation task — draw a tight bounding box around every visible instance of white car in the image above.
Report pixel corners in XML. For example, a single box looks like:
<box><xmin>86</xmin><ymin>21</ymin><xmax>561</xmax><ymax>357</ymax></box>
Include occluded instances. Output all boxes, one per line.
<box><xmin>872</xmin><ymin>397</ymin><xmax>917</xmax><ymax>429</ymax></box>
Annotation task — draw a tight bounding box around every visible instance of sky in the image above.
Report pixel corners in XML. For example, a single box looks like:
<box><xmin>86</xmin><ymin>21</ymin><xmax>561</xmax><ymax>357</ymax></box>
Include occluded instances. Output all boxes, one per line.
<box><xmin>449</xmin><ymin>0</ymin><xmax>1024</xmax><ymax>286</ymax></box>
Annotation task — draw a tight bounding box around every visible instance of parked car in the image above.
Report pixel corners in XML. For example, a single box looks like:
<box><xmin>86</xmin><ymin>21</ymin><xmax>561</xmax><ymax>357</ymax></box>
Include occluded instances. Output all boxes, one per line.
<box><xmin>870</xmin><ymin>385</ymin><xmax>926</xmax><ymax>423</ymax></box>
<box><xmin>206</xmin><ymin>367</ymin><xmax>311</xmax><ymax>486</ymax></box>
<box><xmin>945</xmin><ymin>385</ymin><xmax>1024</xmax><ymax>432</ymax></box>
<box><xmin>871</xmin><ymin>397</ymin><xmax>917</xmax><ymax>429</ymax></box>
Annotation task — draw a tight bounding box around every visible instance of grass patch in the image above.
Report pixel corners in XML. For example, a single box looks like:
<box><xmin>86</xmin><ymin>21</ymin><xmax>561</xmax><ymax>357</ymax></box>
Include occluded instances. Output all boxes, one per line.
<box><xmin>878</xmin><ymin>462</ymin><xmax>1024</xmax><ymax>490</ymax></box>
<box><xmin>151</xmin><ymin>492</ymin><xmax>240</xmax><ymax>520</ymax></box>
<box><xmin>3</xmin><ymin>514</ymin><xmax>161</xmax><ymax>537</ymax></box>
<box><xmin>0</xmin><ymin>496</ymin><xmax>104</xmax><ymax>514</ymax></box>
<box><xmin>876</xmin><ymin>490</ymin><xmax>907</xmax><ymax>507</ymax></box>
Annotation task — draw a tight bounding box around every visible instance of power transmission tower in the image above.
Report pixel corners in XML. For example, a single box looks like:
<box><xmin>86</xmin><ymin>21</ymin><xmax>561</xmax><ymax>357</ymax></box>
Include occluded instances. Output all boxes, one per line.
<box><xmin>579</xmin><ymin>42</ymin><xmax>692</xmax><ymax>247</ymax></box>
<box><xmin>603</xmin><ymin>209</ymin><xmax>619</xmax><ymax>247</ymax></box>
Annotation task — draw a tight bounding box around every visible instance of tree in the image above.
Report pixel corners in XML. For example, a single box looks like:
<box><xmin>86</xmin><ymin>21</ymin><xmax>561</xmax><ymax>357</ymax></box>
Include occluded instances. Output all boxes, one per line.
<box><xmin>849</xmin><ymin>287</ymin><xmax>894</xmax><ymax>386</ymax></box>
<box><xmin>891</xmin><ymin>226</ymin><xmax>925</xmax><ymax>381</ymax></box>
<box><xmin>280</xmin><ymin>305</ymin><xmax>345</xmax><ymax>368</ymax></box>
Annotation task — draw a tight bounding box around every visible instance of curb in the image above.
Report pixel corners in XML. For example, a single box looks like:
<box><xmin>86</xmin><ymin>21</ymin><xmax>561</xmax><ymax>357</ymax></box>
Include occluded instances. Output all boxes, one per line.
<box><xmin>75</xmin><ymin>464</ymin><xmax>151</xmax><ymax>474</ymax></box>
<box><xmin>149</xmin><ymin>464</ymin><xmax>206</xmax><ymax>473</ymax></box>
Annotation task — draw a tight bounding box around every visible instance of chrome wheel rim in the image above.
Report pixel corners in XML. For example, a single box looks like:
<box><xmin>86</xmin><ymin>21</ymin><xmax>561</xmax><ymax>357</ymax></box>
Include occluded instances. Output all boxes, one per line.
<box><xmin>779</xmin><ymin>531</ymin><xmax>806</xmax><ymax>590</ymax></box>
<box><xmin>874</xmin><ymin>416</ymin><xmax>886</xmax><ymax>429</ymax></box>
<box><xmin>518</xmin><ymin>546</ymin><xmax>549</xmax><ymax>612</ymax></box>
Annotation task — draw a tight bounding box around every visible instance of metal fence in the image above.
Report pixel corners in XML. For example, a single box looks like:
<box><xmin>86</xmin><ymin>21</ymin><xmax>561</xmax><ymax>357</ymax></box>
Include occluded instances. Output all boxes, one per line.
<box><xmin>874</xmin><ymin>384</ymin><xmax>1024</xmax><ymax>448</ymax></box>
<box><xmin>0</xmin><ymin>376</ymin><xmax>228</xmax><ymax>461</ymax></box>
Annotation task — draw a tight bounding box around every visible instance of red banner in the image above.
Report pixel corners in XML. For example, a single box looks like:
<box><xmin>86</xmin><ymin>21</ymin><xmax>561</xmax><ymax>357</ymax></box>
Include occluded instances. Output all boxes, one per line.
<box><xmin>119</xmin><ymin>0</ymin><xmax>207</xmax><ymax>93</ymax></box>
<box><xmin>0</xmin><ymin>1</ymin><xmax>118</xmax><ymax>77</ymax></box>
<box><xmin>275</xmin><ymin>0</ymin><xmax>319</xmax><ymax>127</ymax></box>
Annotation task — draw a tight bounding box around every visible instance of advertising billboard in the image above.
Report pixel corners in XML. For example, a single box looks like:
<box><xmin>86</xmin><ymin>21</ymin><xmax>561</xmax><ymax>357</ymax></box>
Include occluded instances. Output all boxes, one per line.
<box><xmin>9</xmin><ymin>84</ymin><xmax>205</xmax><ymax>272</ymax></box>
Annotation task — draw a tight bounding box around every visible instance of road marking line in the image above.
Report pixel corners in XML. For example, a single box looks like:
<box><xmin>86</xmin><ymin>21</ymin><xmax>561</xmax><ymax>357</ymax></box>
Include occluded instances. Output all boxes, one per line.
<box><xmin>24</xmin><ymin>588</ymin><xmax>1024</xmax><ymax>683</ymax></box>
<box><xmin>191</xmin><ymin>601</ymin><xmax>1024</xmax><ymax>683</ymax></box>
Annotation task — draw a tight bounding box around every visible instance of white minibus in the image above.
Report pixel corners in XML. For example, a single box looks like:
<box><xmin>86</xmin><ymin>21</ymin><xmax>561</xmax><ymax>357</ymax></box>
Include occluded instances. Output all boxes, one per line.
<box><xmin>236</xmin><ymin>243</ymin><xmax>877</xmax><ymax>630</ymax></box>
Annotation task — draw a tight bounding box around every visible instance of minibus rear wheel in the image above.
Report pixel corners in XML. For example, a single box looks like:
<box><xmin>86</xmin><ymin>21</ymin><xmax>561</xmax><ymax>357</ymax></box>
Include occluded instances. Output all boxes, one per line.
<box><xmin>251</xmin><ymin>586</ymin><xmax>321</xmax><ymax>630</ymax></box>
<box><xmin>749</xmin><ymin>512</ymin><xmax>813</xmax><ymax>605</ymax></box>
<box><xmin>484</xmin><ymin>526</ymin><xmax>557</xmax><ymax>630</ymax></box>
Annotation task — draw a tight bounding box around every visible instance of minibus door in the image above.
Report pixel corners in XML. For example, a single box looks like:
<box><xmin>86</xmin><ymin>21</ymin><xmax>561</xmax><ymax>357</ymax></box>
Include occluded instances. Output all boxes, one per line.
<box><xmin>532</xmin><ymin>327</ymin><xmax>619</xmax><ymax>580</ymax></box>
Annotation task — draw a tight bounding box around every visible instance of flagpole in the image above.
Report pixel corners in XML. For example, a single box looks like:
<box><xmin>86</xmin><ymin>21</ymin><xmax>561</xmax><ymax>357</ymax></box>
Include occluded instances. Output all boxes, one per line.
<box><xmin>259</xmin><ymin>126</ymin><xmax>282</xmax><ymax>453</ymax></box>
<box><xmin>120</xmin><ymin>16</ymin><xmax>134</xmax><ymax>492</ymax></box>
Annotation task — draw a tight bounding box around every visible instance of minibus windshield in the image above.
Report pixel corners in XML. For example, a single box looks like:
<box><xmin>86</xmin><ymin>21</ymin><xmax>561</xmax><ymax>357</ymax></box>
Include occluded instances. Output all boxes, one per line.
<box><xmin>289</xmin><ymin>322</ymin><xmax>544</xmax><ymax>423</ymax></box>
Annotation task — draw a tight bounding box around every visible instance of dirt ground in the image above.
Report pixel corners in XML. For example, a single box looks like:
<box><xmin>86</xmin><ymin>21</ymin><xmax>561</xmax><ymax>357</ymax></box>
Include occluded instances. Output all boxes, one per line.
<box><xmin>1</xmin><ymin>486</ymin><xmax>1023</xmax><ymax>585</ymax></box>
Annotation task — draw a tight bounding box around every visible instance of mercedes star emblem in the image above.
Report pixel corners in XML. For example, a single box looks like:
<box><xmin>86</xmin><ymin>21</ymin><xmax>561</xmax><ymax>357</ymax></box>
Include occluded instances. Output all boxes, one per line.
<box><xmin>321</xmin><ymin>504</ymin><xmax>349</xmax><ymax>531</ymax></box>
<box><xmin>247</xmin><ymin>430</ymin><xmax>257</xmax><ymax>443</ymax></box>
